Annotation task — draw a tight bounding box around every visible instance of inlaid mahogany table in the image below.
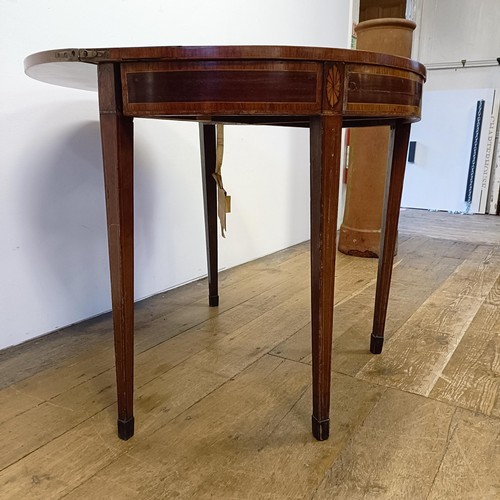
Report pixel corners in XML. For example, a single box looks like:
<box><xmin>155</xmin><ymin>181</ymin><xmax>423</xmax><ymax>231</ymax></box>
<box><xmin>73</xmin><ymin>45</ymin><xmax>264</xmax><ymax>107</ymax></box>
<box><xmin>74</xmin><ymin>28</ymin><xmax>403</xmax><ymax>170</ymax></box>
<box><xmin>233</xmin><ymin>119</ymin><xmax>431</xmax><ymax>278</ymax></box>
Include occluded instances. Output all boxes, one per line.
<box><xmin>25</xmin><ymin>46</ymin><xmax>425</xmax><ymax>442</ymax></box>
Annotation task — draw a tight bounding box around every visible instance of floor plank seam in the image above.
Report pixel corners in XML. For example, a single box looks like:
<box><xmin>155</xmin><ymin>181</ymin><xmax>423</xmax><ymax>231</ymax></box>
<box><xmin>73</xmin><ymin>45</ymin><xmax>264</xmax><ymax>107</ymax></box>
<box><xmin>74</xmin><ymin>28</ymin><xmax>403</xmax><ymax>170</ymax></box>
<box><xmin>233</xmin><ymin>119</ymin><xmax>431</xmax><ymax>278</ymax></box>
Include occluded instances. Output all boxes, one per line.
<box><xmin>400</xmin><ymin>233</ymin><xmax>498</xmax><ymax>246</ymax></box>
<box><xmin>134</xmin><ymin>266</ymin><xmax>312</xmax><ymax>354</ymax></box>
<box><xmin>267</xmin><ymin>352</ymin><xmax>311</xmax><ymax>367</ymax></box>
<box><xmin>425</xmin><ymin>407</ymin><xmax>460</xmax><ymax>499</ymax></box>
<box><xmin>0</xmin><ymin>402</ymin><xmax>116</xmax><ymax>474</ymax></box>
<box><xmin>349</xmin><ymin>373</ymin><xmax>500</xmax><ymax>425</ymax></box>
<box><xmin>0</xmin><ymin>387</ymin><xmax>47</xmax><ymax>425</ymax></box>
<box><xmin>346</xmin><ymin>372</ymin><xmax>470</xmax><ymax>412</ymax></box>
<box><xmin>424</xmin><ymin>392</ymin><xmax>500</xmax><ymax>422</ymax></box>
<box><xmin>1</xmin><ymin>361</ymin><xmax>124</xmax><ymax>429</ymax></box>
<box><xmin>267</xmin><ymin>385</ymin><xmax>310</xmax><ymax>439</ymax></box>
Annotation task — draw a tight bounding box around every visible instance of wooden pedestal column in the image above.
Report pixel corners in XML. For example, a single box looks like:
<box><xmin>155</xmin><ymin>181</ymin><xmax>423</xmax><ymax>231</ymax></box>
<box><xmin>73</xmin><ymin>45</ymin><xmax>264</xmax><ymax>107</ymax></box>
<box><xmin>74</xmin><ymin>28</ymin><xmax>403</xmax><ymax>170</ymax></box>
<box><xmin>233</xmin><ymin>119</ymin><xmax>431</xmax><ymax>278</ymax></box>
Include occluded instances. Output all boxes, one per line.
<box><xmin>339</xmin><ymin>18</ymin><xmax>416</xmax><ymax>257</ymax></box>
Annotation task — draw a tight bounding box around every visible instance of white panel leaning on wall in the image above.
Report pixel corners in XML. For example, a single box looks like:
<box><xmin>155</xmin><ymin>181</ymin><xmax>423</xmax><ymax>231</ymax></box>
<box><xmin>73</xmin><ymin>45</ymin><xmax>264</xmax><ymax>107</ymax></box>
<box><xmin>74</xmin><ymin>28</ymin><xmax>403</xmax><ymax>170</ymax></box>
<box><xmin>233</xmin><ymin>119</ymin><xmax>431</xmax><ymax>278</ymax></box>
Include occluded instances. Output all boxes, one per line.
<box><xmin>486</xmin><ymin>92</ymin><xmax>500</xmax><ymax>214</ymax></box>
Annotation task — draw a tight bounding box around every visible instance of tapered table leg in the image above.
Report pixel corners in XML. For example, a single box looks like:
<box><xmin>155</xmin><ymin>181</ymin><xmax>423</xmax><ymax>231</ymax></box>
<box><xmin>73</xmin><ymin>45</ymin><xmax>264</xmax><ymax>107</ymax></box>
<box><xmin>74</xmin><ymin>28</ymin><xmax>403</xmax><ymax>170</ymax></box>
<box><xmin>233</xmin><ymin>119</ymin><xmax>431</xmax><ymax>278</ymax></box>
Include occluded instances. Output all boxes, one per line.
<box><xmin>199</xmin><ymin>123</ymin><xmax>219</xmax><ymax>307</ymax></box>
<box><xmin>310</xmin><ymin>115</ymin><xmax>342</xmax><ymax>441</ymax></box>
<box><xmin>98</xmin><ymin>63</ymin><xmax>135</xmax><ymax>440</ymax></box>
<box><xmin>371</xmin><ymin>122</ymin><xmax>411</xmax><ymax>354</ymax></box>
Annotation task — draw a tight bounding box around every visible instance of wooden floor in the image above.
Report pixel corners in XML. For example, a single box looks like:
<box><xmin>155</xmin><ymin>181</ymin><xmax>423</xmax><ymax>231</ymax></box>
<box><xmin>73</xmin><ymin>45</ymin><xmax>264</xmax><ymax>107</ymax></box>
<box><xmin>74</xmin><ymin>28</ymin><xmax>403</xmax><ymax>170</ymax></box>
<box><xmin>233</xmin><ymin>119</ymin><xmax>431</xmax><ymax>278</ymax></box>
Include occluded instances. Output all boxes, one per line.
<box><xmin>1</xmin><ymin>209</ymin><xmax>500</xmax><ymax>499</ymax></box>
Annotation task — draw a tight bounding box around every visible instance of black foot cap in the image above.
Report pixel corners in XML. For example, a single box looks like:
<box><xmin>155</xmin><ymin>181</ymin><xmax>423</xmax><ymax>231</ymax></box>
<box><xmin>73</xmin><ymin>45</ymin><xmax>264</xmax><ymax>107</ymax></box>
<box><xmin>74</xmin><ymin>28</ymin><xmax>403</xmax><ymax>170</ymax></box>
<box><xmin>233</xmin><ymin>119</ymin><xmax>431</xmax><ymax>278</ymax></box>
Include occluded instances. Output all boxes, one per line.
<box><xmin>117</xmin><ymin>417</ymin><xmax>135</xmax><ymax>440</ymax></box>
<box><xmin>312</xmin><ymin>416</ymin><xmax>330</xmax><ymax>441</ymax></box>
<box><xmin>370</xmin><ymin>334</ymin><xmax>384</xmax><ymax>354</ymax></box>
<box><xmin>209</xmin><ymin>295</ymin><xmax>219</xmax><ymax>307</ymax></box>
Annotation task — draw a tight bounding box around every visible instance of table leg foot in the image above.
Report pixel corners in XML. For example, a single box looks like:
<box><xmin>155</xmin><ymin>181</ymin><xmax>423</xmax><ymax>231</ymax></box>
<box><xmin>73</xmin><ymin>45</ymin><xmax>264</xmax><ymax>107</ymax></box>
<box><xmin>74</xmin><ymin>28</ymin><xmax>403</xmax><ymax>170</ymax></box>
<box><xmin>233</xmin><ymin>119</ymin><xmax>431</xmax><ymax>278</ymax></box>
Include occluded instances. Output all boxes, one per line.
<box><xmin>370</xmin><ymin>334</ymin><xmax>384</xmax><ymax>354</ymax></box>
<box><xmin>117</xmin><ymin>417</ymin><xmax>135</xmax><ymax>440</ymax></box>
<box><xmin>209</xmin><ymin>295</ymin><xmax>219</xmax><ymax>307</ymax></box>
<box><xmin>312</xmin><ymin>416</ymin><xmax>330</xmax><ymax>441</ymax></box>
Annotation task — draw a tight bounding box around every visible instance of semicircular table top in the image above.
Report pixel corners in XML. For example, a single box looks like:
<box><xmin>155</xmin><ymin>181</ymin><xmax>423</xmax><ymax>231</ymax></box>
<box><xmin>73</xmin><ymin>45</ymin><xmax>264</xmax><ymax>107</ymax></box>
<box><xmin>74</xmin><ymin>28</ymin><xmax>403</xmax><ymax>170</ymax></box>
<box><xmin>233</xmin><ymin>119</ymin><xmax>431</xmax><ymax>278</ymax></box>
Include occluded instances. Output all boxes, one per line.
<box><xmin>25</xmin><ymin>45</ymin><xmax>425</xmax><ymax>93</ymax></box>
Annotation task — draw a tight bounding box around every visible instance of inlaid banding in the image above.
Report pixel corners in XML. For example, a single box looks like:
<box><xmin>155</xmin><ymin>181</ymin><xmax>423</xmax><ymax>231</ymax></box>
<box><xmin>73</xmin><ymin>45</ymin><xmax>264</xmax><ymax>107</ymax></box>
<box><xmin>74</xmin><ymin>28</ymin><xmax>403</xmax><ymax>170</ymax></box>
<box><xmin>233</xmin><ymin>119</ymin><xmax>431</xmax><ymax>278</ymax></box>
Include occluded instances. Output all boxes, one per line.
<box><xmin>347</xmin><ymin>72</ymin><xmax>422</xmax><ymax>107</ymax></box>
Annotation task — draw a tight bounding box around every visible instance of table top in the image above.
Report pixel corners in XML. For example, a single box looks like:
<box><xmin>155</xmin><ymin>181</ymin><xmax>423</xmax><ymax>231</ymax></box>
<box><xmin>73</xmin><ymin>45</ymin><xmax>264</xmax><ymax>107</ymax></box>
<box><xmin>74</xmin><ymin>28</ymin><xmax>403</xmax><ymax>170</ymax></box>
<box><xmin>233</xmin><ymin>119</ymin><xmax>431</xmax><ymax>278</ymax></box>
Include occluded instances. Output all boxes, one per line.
<box><xmin>25</xmin><ymin>45</ymin><xmax>426</xmax><ymax>92</ymax></box>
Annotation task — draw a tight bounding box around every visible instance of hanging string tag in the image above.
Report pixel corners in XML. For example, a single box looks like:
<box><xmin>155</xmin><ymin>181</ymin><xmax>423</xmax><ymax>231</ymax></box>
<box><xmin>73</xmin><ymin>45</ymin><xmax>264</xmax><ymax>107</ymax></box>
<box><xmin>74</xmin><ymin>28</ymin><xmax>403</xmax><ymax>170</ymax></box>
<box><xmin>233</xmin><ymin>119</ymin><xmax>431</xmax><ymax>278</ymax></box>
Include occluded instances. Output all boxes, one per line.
<box><xmin>212</xmin><ymin>124</ymin><xmax>231</xmax><ymax>237</ymax></box>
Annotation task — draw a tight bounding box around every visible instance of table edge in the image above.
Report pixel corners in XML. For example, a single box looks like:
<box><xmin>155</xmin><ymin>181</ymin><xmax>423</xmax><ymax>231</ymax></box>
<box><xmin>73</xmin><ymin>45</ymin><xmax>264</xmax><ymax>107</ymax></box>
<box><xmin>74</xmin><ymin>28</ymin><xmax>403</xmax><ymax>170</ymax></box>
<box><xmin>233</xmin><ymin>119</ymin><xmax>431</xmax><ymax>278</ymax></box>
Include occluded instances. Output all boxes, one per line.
<box><xmin>24</xmin><ymin>45</ymin><xmax>426</xmax><ymax>80</ymax></box>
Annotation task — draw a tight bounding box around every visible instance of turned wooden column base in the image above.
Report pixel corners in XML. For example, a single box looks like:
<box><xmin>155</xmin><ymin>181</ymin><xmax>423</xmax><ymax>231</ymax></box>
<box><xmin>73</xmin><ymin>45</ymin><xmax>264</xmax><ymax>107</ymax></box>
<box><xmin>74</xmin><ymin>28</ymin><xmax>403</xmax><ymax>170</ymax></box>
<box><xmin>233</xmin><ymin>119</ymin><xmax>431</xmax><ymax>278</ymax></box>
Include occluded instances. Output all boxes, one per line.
<box><xmin>338</xmin><ymin>19</ymin><xmax>416</xmax><ymax>258</ymax></box>
<box><xmin>338</xmin><ymin>225</ymin><xmax>381</xmax><ymax>258</ymax></box>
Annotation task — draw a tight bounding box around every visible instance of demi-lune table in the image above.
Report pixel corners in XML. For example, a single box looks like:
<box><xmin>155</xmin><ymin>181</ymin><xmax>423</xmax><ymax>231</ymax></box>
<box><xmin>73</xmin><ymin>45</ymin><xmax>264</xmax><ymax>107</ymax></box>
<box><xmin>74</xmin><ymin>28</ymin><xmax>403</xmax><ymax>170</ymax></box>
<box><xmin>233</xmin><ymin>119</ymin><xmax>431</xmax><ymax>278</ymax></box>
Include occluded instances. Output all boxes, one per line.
<box><xmin>25</xmin><ymin>46</ymin><xmax>425</xmax><ymax>442</ymax></box>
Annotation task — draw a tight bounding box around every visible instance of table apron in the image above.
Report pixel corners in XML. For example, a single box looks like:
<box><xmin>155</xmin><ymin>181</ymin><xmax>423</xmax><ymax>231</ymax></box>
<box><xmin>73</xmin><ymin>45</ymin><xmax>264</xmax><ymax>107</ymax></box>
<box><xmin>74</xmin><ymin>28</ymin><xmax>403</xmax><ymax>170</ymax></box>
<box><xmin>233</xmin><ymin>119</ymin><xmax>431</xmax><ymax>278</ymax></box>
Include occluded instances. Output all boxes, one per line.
<box><xmin>120</xmin><ymin>60</ymin><xmax>423</xmax><ymax>122</ymax></box>
<box><xmin>121</xmin><ymin>61</ymin><xmax>325</xmax><ymax>116</ymax></box>
<box><xmin>343</xmin><ymin>63</ymin><xmax>423</xmax><ymax>120</ymax></box>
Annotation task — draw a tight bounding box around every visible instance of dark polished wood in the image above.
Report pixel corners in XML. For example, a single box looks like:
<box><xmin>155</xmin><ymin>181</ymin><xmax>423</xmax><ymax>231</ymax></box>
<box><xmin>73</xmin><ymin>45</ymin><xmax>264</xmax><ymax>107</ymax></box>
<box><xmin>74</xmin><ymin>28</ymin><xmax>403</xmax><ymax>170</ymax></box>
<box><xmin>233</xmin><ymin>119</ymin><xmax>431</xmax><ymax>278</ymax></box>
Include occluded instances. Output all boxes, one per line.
<box><xmin>371</xmin><ymin>123</ymin><xmax>412</xmax><ymax>354</ymax></box>
<box><xmin>121</xmin><ymin>61</ymin><xmax>322</xmax><ymax>117</ymax></box>
<box><xmin>125</xmin><ymin>62</ymin><xmax>320</xmax><ymax>102</ymax></box>
<box><xmin>25</xmin><ymin>45</ymin><xmax>425</xmax><ymax>442</ymax></box>
<box><xmin>346</xmin><ymin>70</ymin><xmax>422</xmax><ymax>107</ymax></box>
<box><xmin>310</xmin><ymin>115</ymin><xmax>343</xmax><ymax>440</ymax></box>
<box><xmin>199</xmin><ymin>124</ymin><xmax>219</xmax><ymax>307</ymax></box>
<box><xmin>97</xmin><ymin>63</ymin><xmax>135</xmax><ymax>440</ymax></box>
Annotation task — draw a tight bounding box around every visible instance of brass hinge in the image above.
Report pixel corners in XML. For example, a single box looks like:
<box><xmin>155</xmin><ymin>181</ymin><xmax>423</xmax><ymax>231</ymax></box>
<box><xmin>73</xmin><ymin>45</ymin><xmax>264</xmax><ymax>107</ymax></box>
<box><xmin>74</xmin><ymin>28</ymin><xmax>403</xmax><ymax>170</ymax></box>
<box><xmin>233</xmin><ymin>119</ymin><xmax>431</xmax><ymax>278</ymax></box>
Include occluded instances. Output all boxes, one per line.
<box><xmin>53</xmin><ymin>49</ymin><xmax>79</xmax><ymax>61</ymax></box>
<box><xmin>78</xmin><ymin>49</ymin><xmax>109</xmax><ymax>60</ymax></box>
<box><xmin>53</xmin><ymin>49</ymin><xmax>109</xmax><ymax>61</ymax></box>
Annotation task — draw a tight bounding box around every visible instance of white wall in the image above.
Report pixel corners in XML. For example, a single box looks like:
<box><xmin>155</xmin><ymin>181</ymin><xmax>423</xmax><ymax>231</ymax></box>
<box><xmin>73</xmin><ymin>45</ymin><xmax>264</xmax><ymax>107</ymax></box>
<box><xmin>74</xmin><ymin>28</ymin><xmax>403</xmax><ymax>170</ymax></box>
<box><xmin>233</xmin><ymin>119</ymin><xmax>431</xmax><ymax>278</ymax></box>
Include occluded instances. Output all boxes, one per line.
<box><xmin>0</xmin><ymin>0</ymin><xmax>352</xmax><ymax>350</ymax></box>
<box><xmin>401</xmin><ymin>0</ymin><xmax>500</xmax><ymax>210</ymax></box>
<box><xmin>415</xmin><ymin>0</ymin><xmax>499</xmax><ymax>64</ymax></box>
<box><xmin>413</xmin><ymin>0</ymin><xmax>500</xmax><ymax>92</ymax></box>
<box><xmin>424</xmin><ymin>68</ymin><xmax>499</xmax><ymax>93</ymax></box>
